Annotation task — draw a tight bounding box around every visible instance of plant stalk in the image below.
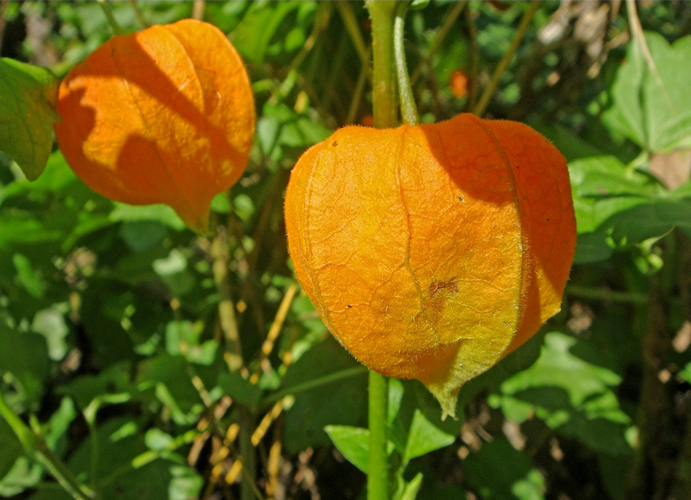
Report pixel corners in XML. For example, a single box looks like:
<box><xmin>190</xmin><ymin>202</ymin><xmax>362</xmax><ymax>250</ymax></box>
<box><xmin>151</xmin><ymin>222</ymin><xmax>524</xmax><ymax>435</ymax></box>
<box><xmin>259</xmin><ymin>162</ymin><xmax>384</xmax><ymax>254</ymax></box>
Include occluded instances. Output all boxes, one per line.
<box><xmin>365</xmin><ymin>2</ymin><xmax>396</xmax><ymax>495</ymax></box>
<box><xmin>367</xmin><ymin>0</ymin><xmax>398</xmax><ymax>129</ymax></box>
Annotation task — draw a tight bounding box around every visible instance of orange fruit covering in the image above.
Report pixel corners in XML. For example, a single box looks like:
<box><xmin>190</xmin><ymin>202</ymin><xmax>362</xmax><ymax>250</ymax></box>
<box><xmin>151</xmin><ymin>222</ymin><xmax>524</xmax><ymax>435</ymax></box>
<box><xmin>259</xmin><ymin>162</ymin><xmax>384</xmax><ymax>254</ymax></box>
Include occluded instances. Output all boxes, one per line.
<box><xmin>54</xmin><ymin>20</ymin><xmax>255</xmax><ymax>232</ymax></box>
<box><xmin>285</xmin><ymin>114</ymin><xmax>576</xmax><ymax>418</ymax></box>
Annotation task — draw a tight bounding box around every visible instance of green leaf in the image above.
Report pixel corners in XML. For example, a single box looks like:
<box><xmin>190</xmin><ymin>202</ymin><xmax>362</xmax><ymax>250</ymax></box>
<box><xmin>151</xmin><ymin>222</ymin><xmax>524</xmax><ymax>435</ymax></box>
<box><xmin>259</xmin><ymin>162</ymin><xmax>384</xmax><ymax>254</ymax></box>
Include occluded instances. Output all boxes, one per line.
<box><xmin>109</xmin><ymin>203</ymin><xmax>186</xmax><ymax>231</ymax></box>
<box><xmin>0</xmin><ymin>58</ymin><xmax>59</xmax><ymax>181</ymax></box>
<box><xmin>491</xmin><ymin>332</ymin><xmax>632</xmax><ymax>456</ymax></box>
<box><xmin>144</xmin><ymin>428</ymin><xmax>173</xmax><ymax>452</ymax></box>
<box><xmin>218</xmin><ymin>371</ymin><xmax>262</xmax><ymax>408</ymax></box>
<box><xmin>169</xmin><ymin>466</ymin><xmax>203</xmax><ymax>500</ymax></box>
<box><xmin>12</xmin><ymin>253</ymin><xmax>46</xmax><ymax>299</ymax></box>
<box><xmin>403</xmin><ymin>410</ymin><xmax>455</xmax><ymax>463</ymax></box>
<box><xmin>567</xmin><ymin>154</ymin><xmax>691</xmax><ymax>261</ymax></box>
<box><xmin>282</xmin><ymin>336</ymin><xmax>368</xmax><ymax>453</ymax></box>
<box><xmin>230</xmin><ymin>2</ymin><xmax>303</xmax><ymax>64</ymax></box>
<box><xmin>604</xmin><ymin>32</ymin><xmax>691</xmax><ymax>153</ymax></box>
<box><xmin>165</xmin><ymin>321</ymin><xmax>218</xmax><ymax>366</ymax></box>
<box><xmin>136</xmin><ymin>354</ymin><xmax>204</xmax><ymax>425</ymax></box>
<box><xmin>65</xmin><ymin>417</ymin><xmax>180</xmax><ymax>500</ymax></box>
<box><xmin>58</xmin><ymin>362</ymin><xmax>134</xmax><ymax>411</ymax></box>
<box><xmin>32</xmin><ymin>305</ymin><xmax>69</xmax><ymax>361</ymax></box>
<box><xmin>398</xmin><ymin>473</ymin><xmax>424</xmax><ymax>500</ymax></box>
<box><xmin>0</xmin><ymin>324</ymin><xmax>49</xmax><ymax>403</ymax></box>
<box><xmin>388</xmin><ymin>378</ymin><xmax>405</xmax><ymax>425</ymax></box>
<box><xmin>0</xmin><ymin>418</ymin><xmax>23</xmax><ymax>481</ymax></box>
<box><xmin>324</xmin><ymin>425</ymin><xmax>370</xmax><ymax>473</ymax></box>
<box><xmin>0</xmin><ymin>457</ymin><xmax>43</xmax><ymax>497</ymax></box>
<box><xmin>324</xmin><ymin>425</ymin><xmax>396</xmax><ymax>474</ymax></box>
<box><xmin>464</xmin><ymin>439</ymin><xmax>545</xmax><ymax>500</ymax></box>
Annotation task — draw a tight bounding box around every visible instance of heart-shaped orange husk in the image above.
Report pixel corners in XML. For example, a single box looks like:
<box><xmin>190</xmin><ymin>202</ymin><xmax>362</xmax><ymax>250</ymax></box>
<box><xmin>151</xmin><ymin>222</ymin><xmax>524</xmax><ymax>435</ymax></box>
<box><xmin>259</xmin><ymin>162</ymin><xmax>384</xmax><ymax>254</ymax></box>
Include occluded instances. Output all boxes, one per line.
<box><xmin>54</xmin><ymin>19</ymin><xmax>255</xmax><ymax>232</ymax></box>
<box><xmin>285</xmin><ymin>114</ymin><xmax>576</xmax><ymax>418</ymax></box>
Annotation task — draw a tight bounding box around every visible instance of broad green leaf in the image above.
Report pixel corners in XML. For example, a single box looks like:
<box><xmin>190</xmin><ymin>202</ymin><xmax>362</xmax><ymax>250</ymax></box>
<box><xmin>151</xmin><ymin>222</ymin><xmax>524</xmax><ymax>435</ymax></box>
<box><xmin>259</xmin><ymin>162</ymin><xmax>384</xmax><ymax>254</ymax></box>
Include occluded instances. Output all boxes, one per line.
<box><xmin>464</xmin><ymin>439</ymin><xmax>544</xmax><ymax>500</ymax></box>
<box><xmin>388</xmin><ymin>378</ymin><xmax>405</xmax><ymax>425</ymax></box>
<box><xmin>119</xmin><ymin>221</ymin><xmax>168</xmax><ymax>253</ymax></box>
<box><xmin>604</xmin><ymin>32</ymin><xmax>691</xmax><ymax>153</ymax></box>
<box><xmin>282</xmin><ymin>336</ymin><xmax>368</xmax><ymax>453</ymax></box>
<box><xmin>145</xmin><ymin>428</ymin><xmax>173</xmax><ymax>452</ymax></box>
<box><xmin>230</xmin><ymin>2</ymin><xmax>303</xmax><ymax>64</ymax></box>
<box><xmin>165</xmin><ymin>321</ymin><xmax>217</xmax><ymax>366</ymax></box>
<box><xmin>44</xmin><ymin>397</ymin><xmax>77</xmax><ymax>452</ymax></box>
<box><xmin>398</xmin><ymin>473</ymin><xmax>423</xmax><ymax>500</ymax></box>
<box><xmin>109</xmin><ymin>203</ymin><xmax>185</xmax><ymax>231</ymax></box>
<box><xmin>169</xmin><ymin>466</ymin><xmax>203</xmax><ymax>500</ymax></box>
<box><xmin>136</xmin><ymin>354</ymin><xmax>204</xmax><ymax>425</ymax></box>
<box><xmin>490</xmin><ymin>332</ymin><xmax>632</xmax><ymax>456</ymax></box>
<box><xmin>324</xmin><ymin>425</ymin><xmax>370</xmax><ymax>473</ymax></box>
<box><xmin>12</xmin><ymin>253</ymin><xmax>45</xmax><ymax>299</ymax></box>
<box><xmin>403</xmin><ymin>410</ymin><xmax>455</xmax><ymax>463</ymax></box>
<box><xmin>0</xmin><ymin>457</ymin><xmax>43</xmax><ymax>497</ymax></box>
<box><xmin>567</xmin><ymin>154</ymin><xmax>691</xmax><ymax>261</ymax></box>
<box><xmin>324</xmin><ymin>425</ymin><xmax>396</xmax><ymax>474</ymax></box>
<box><xmin>218</xmin><ymin>371</ymin><xmax>262</xmax><ymax>408</ymax></box>
<box><xmin>0</xmin><ymin>324</ymin><xmax>49</xmax><ymax>403</ymax></box>
<box><xmin>0</xmin><ymin>418</ymin><xmax>23</xmax><ymax>481</ymax></box>
<box><xmin>0</xmin><ymin>58</ymin><xmax>59</xmax><ymax>181</ymax></box>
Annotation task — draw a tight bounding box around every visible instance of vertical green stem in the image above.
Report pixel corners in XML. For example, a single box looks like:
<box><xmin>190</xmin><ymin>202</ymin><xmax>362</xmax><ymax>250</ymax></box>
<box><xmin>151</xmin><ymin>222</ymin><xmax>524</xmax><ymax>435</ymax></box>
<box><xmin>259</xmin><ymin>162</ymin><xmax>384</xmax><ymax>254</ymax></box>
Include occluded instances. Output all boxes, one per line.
<box><xmin>367</xmin><ymin>1</ymin><xmax>398</xmax><ymax>129</ymax></box>
<box><xmin>366</xmin><ymin>3</ymin><xmax>396</xmax><ymax>497</ymax></box>
<box><xmin>394</xmin><ymin>2</ymin><xmax>419</xmax><ymax>126</ymax></box>
<box><xmin>367</xmin><ymin>371</ymin><xmax>389</xmax><ymax>500</ymax></box>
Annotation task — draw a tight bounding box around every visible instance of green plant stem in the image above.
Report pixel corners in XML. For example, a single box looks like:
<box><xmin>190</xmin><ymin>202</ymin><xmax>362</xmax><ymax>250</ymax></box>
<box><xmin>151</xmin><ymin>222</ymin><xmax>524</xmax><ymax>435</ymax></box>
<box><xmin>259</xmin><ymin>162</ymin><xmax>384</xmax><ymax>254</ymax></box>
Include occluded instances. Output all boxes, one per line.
<box><xmin>367</xmin><ymin>0</ymin><xmax>398</xmax><ymax>129</ymax></box>
<box><xmin>368</xmin><ymin>371</ymin><xmax>389</xmax><ymax>500</ymax></box>
<box><xmin>472</xmin><ymin>1</ymin><xmax>539</xmax><ymax>116</ymax></box>
<box><xmin>365</xmin><ymin>2</ymin><xmax>396</xmax><ymax>497</ymax></box>
<box><xmin>394</xmin><ymin>2</ymin><xmax>419</xmax><ymax>126</ymax></box>
<box><xmin>0</xmin><ymin>393</ymin><xmax>93</xmax><ymax>500</ymax></box>
<box><xmin>96</xmin><ymin>0</ymin><xmax>124</xmax><ymax>36</ymax></box>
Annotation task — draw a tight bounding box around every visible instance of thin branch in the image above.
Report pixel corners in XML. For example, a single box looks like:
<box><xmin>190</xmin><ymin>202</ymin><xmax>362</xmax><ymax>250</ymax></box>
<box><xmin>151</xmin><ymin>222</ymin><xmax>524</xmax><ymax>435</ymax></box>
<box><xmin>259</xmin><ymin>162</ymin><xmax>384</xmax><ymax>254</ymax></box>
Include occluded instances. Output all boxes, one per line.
<box><xmin>473</xmin><ymin>1</ymin><xmax>540</xmax><ymax>117</ymax></box>
<box><xmin>336</xmin><ymin>1</ymin><xmax>370</xmax><ymax>68</ymax></box>
<box><xmin>96</xmin><ymin>0</ymin><xmax>123</xmax><ymax>36</ymax></box>
<box><xmin>126</xmin><ymin>0</ymin><xmax>147</xmax><ymax>28</ymax></box>
<box><xmin>192</xmin><ymin>0</ymin><xmax>205</xmax><ymax>21</ymax></box>
<box><xmin>410</xmin><ymin>1</ymin><xmax>466</xmax><ymax>85</ymax></box>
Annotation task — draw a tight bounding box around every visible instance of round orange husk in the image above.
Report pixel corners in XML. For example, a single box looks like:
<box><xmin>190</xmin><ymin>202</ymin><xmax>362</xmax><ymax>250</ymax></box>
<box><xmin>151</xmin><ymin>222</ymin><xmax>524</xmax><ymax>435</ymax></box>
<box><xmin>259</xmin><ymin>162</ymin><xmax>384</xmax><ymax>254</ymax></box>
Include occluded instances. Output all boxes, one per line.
<box><xmin>54</xmin><ymin>19</ymin><xmax>255</xmax><ymax>232</ymax></box>
<box><xmin>284</xmin><ymin>114</ymin><xmax>577</xmax><ymax>418</ymax></box>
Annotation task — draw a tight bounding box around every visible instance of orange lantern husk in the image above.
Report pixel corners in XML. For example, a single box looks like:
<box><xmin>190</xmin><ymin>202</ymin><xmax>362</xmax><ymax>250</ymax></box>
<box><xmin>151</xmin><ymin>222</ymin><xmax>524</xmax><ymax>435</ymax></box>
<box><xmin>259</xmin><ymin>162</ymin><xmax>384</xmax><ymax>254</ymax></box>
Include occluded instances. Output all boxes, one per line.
<box><xmin>285</xmin><ymin>114</ymin><xmax>577</xmax><ymax>419</ymax></box>
<box><xmin>54</xmin><ymin>19</ymin><xmax>255</xmax><ymax>232</ymax></box>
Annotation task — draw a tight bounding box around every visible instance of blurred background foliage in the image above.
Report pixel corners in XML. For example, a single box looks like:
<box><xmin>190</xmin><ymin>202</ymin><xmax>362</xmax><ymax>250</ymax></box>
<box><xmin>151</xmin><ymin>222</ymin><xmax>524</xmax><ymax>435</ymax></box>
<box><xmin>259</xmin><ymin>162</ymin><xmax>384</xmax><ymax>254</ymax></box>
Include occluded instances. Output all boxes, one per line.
<box><xmin>2</xmin><ymin>1</ymin><xmax>691</xmax><ymax>499</ymax></box>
